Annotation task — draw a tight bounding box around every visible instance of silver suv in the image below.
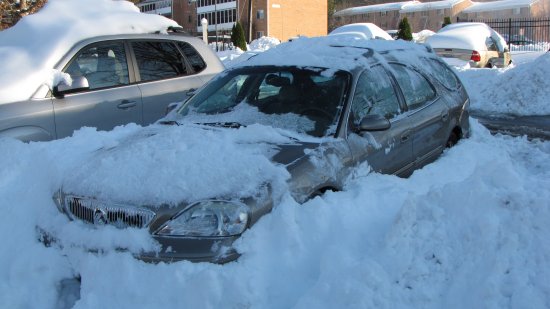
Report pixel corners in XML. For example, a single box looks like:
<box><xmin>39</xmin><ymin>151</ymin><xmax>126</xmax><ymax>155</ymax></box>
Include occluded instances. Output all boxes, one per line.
<box><xmin>0</xmin><ymin>31</ymin><xmax>224</xmax><ymax>141</ymax></box>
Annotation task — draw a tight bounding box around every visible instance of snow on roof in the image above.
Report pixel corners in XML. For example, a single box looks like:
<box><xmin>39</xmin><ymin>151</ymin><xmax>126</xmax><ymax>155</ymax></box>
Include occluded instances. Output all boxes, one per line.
<box><xmin>329</xmin><ymin>23</ymin><xmax>394</xmax><ymax>40</ymax></box>
<box><xmin>426</xmin><ymin>22</ymin><xmax>506</xmax><ymax>52</ymax></box>
<box><xmin>400</xmin><ymin>0</ymin><xmax>467</xmax><ymax>13</ymax></box>
<box><xmin>333</xmin><ymin>1</ymin><xmax>418</xmax><ymax>17</ymax></box>
<box><xmin>462</xmin><ymin>0</ymin><xmax>539</xmax><ymax>13</ymax></box>
<box><xmin>0</xmin><ymin>0</ymin><xmax>178</xmax><ymax>104</ymax></box>
<box><xmin>234</xmin><ymin>35</ymin><xmax>436</xmax><ymax>72</ymax></box>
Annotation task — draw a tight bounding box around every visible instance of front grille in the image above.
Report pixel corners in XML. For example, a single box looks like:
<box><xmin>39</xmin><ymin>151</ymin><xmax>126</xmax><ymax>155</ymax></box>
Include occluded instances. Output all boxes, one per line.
<box><xmin>64</xmin><ymin>196</ymin><xmax>156</xmax><ymax>229</ymax></box>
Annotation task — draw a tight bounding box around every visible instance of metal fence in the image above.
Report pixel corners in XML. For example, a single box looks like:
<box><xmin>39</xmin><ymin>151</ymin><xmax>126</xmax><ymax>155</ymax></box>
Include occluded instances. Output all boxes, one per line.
<box><xmin>457</xmin><ymin>17</ymin><xmax>550</xmax><ymax>52</ymax></box>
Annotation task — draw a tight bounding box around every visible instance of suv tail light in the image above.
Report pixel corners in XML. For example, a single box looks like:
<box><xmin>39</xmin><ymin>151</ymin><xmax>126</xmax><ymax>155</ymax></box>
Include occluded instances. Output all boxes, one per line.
<box><xmin>470</xmin><ymin>50</ymin><xmax>481</xmax><ymax>62</ymax></box>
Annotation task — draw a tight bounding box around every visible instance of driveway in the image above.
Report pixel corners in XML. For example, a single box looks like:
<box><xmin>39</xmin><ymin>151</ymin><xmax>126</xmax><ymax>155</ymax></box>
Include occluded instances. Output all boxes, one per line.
<box><xmin>472</xmin><ymin>111</ymin><xmax>550</xmax><ymax>140</ymax></box>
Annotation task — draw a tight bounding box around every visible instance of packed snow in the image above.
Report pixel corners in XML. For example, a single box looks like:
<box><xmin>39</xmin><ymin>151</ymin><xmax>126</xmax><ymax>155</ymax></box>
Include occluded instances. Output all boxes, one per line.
<box><xmin>1</xmin><ymin>1</ymin><xmax>550</xmax><ymax>308</ymax></box>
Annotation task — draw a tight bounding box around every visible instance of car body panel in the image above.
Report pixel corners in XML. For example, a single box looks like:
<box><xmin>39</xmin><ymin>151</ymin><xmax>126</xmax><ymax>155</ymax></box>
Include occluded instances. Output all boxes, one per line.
<box><xmin>0</xmin><ymin>98</ymin><xmax>56</xmax><ymax>142</ymax></box>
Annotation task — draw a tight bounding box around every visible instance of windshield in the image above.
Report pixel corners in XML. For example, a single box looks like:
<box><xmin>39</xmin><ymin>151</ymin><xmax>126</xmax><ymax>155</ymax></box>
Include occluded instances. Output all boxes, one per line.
<box><xmin>177</xmin><ymin>67</ymin><xmax>349</xmax><ymax>137</ymax></box>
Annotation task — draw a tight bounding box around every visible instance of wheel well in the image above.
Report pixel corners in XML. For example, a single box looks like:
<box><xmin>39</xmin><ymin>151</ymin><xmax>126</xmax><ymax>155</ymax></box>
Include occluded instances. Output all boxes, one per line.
<box><xmin>309</xmin><ymin>186</ymin><xmax>340</xmax><ymax>200</ymax></box>
<box><xmin>446</xmin><ymin>126</ymin><xmax>463</xmax><ymax>148</ymax></box>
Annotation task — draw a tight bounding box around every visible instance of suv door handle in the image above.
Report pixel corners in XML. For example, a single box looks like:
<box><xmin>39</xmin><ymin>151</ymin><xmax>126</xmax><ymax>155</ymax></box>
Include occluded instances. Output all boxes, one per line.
<box><xmin>117</xmin><ymin>100</ymin><xmax>137</xmax><ymax>110</ymax></box>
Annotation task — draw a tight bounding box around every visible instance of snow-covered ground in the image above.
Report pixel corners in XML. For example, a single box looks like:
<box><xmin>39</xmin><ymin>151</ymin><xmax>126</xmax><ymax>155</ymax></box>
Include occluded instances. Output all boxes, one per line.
<box><xmin>1</xmin><ymin>1</ymin><xmax>550</xmax><ymax>308</ymax></box>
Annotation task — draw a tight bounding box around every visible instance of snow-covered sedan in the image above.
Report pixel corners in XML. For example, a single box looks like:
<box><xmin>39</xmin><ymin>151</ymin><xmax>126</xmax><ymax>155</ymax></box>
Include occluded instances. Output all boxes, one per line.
<box><xmin>426</xmin><ymin>22</ymin><xmax>511</xmax><ymax>68</ymax></box>
<box><xmin>52</xmin><ymin>36</ymin><xmax>470</xmax><ymax>263</ymax></box>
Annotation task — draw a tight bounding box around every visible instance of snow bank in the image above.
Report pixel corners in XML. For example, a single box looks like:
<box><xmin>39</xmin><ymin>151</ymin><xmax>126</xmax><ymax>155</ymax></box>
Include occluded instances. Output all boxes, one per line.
<box><xmin>1</xmin><ymin>120</ymin><xmax>549</xmax><ymax>308</ymax></box>
<box><xmin>0</xmin><ymin>0</ymin><xmax>177</xmax><ymax>104</ymax></box>
<box><xmin>455</xmin><ymin>52</ymin><xmax>550</xmax><ymax>115</ymax></box>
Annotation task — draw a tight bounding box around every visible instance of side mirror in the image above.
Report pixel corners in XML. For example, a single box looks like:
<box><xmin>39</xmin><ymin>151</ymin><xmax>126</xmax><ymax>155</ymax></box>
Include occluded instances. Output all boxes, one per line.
<box><xmin>357</xmin><ymin>114</ymin><xmax>391</xmax><ymax>132</ymax></box>
<box><xmin>53</xmin><ymin>76</ymin><xmax>90</xmax><ymax>97</ymax></box>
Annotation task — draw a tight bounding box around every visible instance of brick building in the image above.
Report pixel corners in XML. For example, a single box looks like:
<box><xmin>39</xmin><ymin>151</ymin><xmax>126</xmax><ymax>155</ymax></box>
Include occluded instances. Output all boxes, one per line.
<box><xmin>332</xmin><ymin>0</ymin><xmax>549</xmax><ymax>33</ymax></box>
<box><xmin>458</xmin><ymin>0</ymin><xmax>550</xmax><ymax>20</ymax></box>
<box><xmin>400</xmin><ymin>0</ymin><xmax>473</xmax><ymax>31</ymax></box>
<box><xmin>332</xmin><ymin>1</ymin><xmax>418</xmax><ymax>30</ymax></box>
<box><xmin>171</xmin><ymin>0</ymin><xmax>327</xmax><ymax>42</ymax></box>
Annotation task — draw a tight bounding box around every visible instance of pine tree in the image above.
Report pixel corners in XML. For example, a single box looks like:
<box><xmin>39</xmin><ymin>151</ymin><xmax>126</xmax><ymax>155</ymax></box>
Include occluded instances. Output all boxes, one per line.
<box><xmin>397</xmin><ymin>17</ymin><xmax>413</xmax><ymax>41</ymax></box>
<box><xmin>442</xmin><ymin>16</ymin><xmax>452</xmax><ymax>28</ymax></box>
<box><xmin>231</xmin><ymin>22</ymin><xmax>248</xmax><ymax>51</ymax></box>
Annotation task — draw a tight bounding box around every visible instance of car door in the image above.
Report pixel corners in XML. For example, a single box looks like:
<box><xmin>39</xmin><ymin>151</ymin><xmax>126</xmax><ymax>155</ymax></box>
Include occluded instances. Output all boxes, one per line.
<box><xmin>53</xmin><ymin>40</ymin><xmax>142</xmax><ymax>139</ymax></box>
<box><xmin>130</xmin><ymin>40</ymin><xmax>208</xmax><ymax>124</ymax></box>
<box><xmin>346</xmin><ymin>65</ymin><xmax>414</xmax><ymax>176</ymax></box>
<box><xmin>388</xmin><ymin>63</ymin><xmax>449</xmax><ymax>168</ymax></box>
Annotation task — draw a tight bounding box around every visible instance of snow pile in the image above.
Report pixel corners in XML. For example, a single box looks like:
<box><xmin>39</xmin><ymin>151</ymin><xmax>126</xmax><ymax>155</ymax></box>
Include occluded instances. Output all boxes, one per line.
<box><xmin>456</xmin><ymin>52</ymin><xmax>550</xmax><ymax>115</ymax></box>
<box><xmin>329</xmin><ymin>23</ymin><xmax>394</xmax><ymax>40</ymax></box>
<box><xmin>249</xmin><ymin>36</ymin><xmax>281</xmax><ymax>51</ymax></box>
<box><xmin>413</xmin><ymin>29</ymin><xmax>435</xmax><ymax>43</ymax></box>
<box><xmin>1</xmin><ymin>120</ymin><xmax>549</xmax><ymax>308</ymax></box>
<box><xmin>217</xmin><ymin>36</ymin><xmax>280</xmax><ymax>68</ymax></box>
<box><xmin>0</xmin><ymin>0</ymin><xmax>177</xmax><ymax>104</ymax></box>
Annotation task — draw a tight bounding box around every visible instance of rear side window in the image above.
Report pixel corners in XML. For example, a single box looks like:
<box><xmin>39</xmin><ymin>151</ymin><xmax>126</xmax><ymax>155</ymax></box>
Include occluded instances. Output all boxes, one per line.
<box><xmin>178</xmin><ymin>42</ymin><xmax>207</xmax><ymax>73</ymax></box>
<box><xmin>390</xmin><ymin>64</ymin><xmax>436</xmax><ymax>110</ymax></box>
<box><xmin>132</xmin><ymin>41</ymin><xmax>188</xmax><ymax>82</ymax></box>
<box><xmin>423</xmin><ymin>58</ymin><xmax>460</xmax><ymax>90</ymax></box>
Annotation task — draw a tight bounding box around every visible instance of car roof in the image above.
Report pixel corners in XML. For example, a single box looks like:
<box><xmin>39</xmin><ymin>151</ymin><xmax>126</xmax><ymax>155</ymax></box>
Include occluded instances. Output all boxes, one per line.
<box><xmin>234</xmin><ymin>35</ymin><xmax>437</xmax><ymax>72</ymax></box>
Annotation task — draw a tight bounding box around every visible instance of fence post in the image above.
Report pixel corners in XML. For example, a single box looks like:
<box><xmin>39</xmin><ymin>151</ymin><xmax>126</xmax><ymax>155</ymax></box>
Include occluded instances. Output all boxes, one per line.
<box><xmin>508</xmin><ymin>18</ymin><xmax>512</xmax><ymax>50</ymax></box>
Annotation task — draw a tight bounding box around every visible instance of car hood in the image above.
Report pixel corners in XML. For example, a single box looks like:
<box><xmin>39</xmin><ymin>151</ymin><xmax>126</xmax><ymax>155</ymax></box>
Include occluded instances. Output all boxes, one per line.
<box><xmin>60</xmin><ymin>123</ymin><xmax>323</xmax><ymax>208</ymax></box>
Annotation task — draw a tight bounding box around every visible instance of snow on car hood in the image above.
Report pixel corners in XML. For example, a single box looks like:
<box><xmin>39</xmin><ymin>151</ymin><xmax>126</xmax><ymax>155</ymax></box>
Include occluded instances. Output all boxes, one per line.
<box><xmin>60</xmin><ymin>123</ymin><xmax>328</xmax><ymax>206</ymax></box>
<box><xmin>0</xmin><ymin>0</ymin><xmax>178</xmax><ymax>104</ymax></box>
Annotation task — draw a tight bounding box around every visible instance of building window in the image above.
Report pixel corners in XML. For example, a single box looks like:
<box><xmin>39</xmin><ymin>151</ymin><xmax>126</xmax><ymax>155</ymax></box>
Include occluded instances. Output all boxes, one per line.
<box><xmin>438</xmin><ymin>9</ymin><xmax>444</xmax><ymax>16</ymax></box>
<box><xmin>257</xmin><ymin>9</ymin><xmax>265</xmax><ymax>19</ymax></box>
<box><xmin>380</xmin><ymin>11</ymin><xmax>386</xmax><ymax>16</ymax></box>
<box><xmin>256</xmin><ymin>31</ymin><xmax>264</xmax><ymax>39</ymax></box>
<box><xmin>188</xmin><ymin>15</ymin><xmax>192</xmax><ymax>23</ymax></box>
<box><xmin>513</xmin><ymin>8</ymin><xmax>520</xmax><ymax>15</ymax></box>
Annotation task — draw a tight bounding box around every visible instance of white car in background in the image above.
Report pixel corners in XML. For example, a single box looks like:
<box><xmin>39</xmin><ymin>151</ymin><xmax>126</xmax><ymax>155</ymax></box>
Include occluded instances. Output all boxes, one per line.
<box><xmin>330</xmin><ymin>23</ymin><xmax>394</xmax><ymax>40</ymax></box>
<box><xmin>426</xmin><ymin>22</ymin><xmax>511</xmax><ymax>68</ymax></box>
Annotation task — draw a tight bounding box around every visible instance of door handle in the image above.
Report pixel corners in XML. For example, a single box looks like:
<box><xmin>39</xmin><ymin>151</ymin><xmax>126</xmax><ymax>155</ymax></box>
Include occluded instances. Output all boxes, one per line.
<box><xmin>441</xmin><ymin>110</ymin><xmax>449</xmax><ymax>122</ymax></box>
<box><xmin>401</xmin><ymin>134</ymin><xmax>410</xmax><ymax>143</ymax></box>
<box><xmin>117</xmin><ymin>100</ymin><xmax>137</xmax><ymax>110</ymax></box>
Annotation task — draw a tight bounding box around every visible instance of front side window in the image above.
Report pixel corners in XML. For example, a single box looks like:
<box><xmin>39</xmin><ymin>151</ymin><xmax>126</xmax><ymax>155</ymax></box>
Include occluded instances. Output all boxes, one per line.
<box><xmin>390</xmin><ymin>64</ymin><xmax>436</xmax><ymax>110</ymax></box>
<box><xmin>132</xmin><ymin>41</ymin><xmax>187</xmax><ymax>82</ymax></box>
<box><xmin>65</xmin><ymin>41</ymin><xmax>129</xmax><ymax>90</ymax></box>
<box><xmin>178</xmin><ymin>67</ymin><xmax>349</xmax><ymax>137</ymax></box>
<box><xmin>351</xmin><ymin>65</ymin><xmax>401</xmax><ymax>123</ymax></box>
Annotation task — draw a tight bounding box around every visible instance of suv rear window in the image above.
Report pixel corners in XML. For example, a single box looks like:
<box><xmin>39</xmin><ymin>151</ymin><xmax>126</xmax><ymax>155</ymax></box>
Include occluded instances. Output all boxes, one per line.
<box><xmin>132</xmin><ymin>41</ymin><xmax>188</xmax><ymax>82</ymax></box>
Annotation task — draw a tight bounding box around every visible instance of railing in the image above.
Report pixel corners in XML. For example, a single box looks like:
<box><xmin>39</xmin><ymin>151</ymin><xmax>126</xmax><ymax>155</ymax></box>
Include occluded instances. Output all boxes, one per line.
<box><xmin>457</xmin><ymin>17</ymin><xmax>550</xmax><ymax>52</ymax></box>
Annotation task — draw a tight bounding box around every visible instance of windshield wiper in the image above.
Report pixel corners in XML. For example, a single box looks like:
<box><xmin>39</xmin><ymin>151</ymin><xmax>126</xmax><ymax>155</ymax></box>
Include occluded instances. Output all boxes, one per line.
<box><xmin>199</xmin><ymin>122</ymin><xmax>245</xmax><ymax>129</ymax></box>
<box><xmin>158</xmin><ymin>120</ymin><xmax>181</xmax><ymax>126</ymax></box>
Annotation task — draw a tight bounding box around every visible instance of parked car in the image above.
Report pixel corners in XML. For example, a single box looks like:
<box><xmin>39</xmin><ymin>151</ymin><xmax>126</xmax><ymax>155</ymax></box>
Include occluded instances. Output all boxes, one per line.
<box><xmin>329</xmin><ymin>23</ymin><xmax>394</xmax><ymax>40</ymax></box>
<box><xmin>426</xmin><ymin>22</ymin><xmax>511</xmax><ymax>68</ymax></box>
<box><xmin>0</xmin><ymin>29</ymin><xmax>224</xmax><ymax>142</ymax></box>
<box><xmin>51</xmin><ymin>36</ymin><xmax>470</xmax><ymax>263</ymax></box>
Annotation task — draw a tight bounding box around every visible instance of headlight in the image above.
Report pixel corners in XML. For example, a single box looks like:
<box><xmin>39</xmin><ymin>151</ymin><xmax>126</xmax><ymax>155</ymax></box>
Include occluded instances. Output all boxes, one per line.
<box><xmin>155</xmin><ymin>200</ymin><xmax>249</xmax><ymax>237</ymax></box>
